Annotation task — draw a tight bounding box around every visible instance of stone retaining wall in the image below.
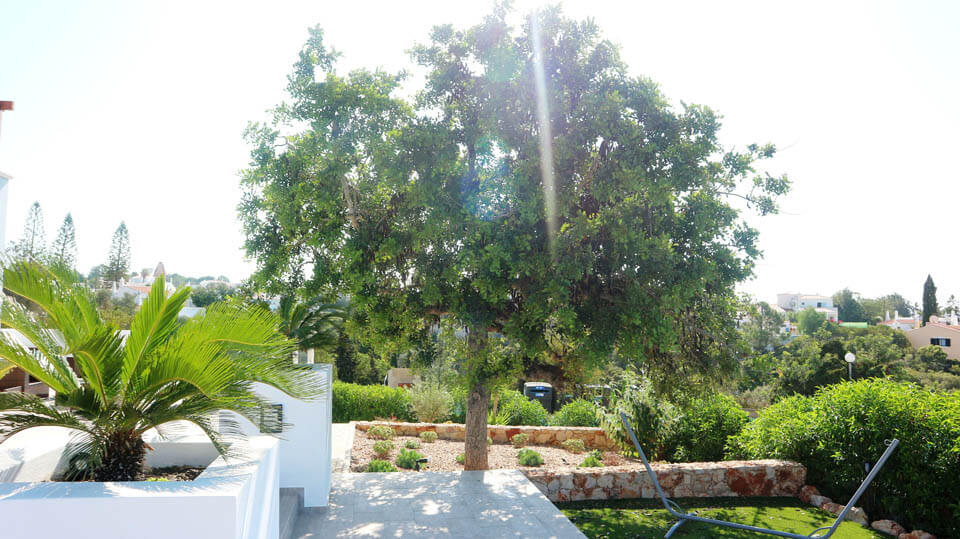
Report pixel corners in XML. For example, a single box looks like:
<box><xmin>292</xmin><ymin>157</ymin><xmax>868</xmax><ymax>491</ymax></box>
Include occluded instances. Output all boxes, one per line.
<box><xmin>522</xmin><ymin>460</ymin><xmax>806</xmax><ymax>503</ymax></box>
<box><xmin>353</xmin><ymin>421</ymin><xmax>618</xmax><ymax>450</ymax></box>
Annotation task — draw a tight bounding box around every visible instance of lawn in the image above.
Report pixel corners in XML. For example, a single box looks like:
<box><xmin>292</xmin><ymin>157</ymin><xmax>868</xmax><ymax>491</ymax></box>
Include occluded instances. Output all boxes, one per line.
<box><xmin>558</xmin><ymin>497</ymin><xmax>886</xmax><ymax>538</ymax></box>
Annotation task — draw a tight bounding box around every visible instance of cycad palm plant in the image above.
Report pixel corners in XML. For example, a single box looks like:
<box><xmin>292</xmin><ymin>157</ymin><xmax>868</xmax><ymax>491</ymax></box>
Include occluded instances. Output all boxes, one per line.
<box><xmin>0</xmin><ymin>261</ymin><xmax>323</xmax><ymax>481</ymax></box>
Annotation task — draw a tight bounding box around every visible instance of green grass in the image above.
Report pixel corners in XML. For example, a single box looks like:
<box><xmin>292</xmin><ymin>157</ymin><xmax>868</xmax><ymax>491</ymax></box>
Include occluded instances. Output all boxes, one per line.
<box><xmin>558</xmin><ymin>497</ymin><xmax>886</xmax><ymax>538</ymax></box>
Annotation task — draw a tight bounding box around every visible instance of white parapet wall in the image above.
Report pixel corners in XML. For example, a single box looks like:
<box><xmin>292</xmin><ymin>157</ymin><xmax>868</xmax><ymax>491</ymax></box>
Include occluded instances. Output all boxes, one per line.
<box><xmin>230</xmin><ymin>363</ymin><xmax>333</xmax><ymax>507</ymax></box>
<box><xmin>0</xmin><ymin>434</ymin><xmax>280</xmax><ymax>539</ymax></box>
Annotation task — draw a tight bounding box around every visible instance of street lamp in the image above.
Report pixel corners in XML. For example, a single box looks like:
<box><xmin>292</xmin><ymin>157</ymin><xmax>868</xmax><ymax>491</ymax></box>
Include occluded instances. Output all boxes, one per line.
<box><xmin>844</xmin><ymin>352</ymin><xmax>856</xmax><ymax>381</ymax></box>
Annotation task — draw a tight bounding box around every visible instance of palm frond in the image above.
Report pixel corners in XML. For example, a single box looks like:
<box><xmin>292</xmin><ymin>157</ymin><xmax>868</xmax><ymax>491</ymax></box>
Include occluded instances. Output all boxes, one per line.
<box><xmin>120</xmin><ymin>275</ymin><xmax>191</xmax><ymax>396</ymax></box>
<box><xmin>0</xmin><ymin>299</ymin><xmax>80</xmax><ymax>392</ymax></box>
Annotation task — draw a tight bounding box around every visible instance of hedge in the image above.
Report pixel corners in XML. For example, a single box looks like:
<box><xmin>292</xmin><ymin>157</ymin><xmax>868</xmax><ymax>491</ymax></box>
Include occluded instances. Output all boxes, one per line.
<box><xmin>332</xmin><ymin>381</ymin><xmax>415</xmax><ymax>423</ymax></box>
<box><xmin>727</xmin><ymin>379</ymin><xmax>960</xmax><ymax>536</ymax></box>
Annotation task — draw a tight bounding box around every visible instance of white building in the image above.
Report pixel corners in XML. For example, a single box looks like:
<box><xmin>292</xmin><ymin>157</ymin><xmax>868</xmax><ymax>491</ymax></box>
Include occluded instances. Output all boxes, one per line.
<box><xmin>776</xmin><ymin>293</ymin><xmax>839</xmax><ymax>322</ymax></box>
<box><xmin>878</xmin><ymin>310</ymin><xmax>921</xmax><ymax>332</ymax></box>
<box><xmin>0</xmin><ymin>170</ymin><xmax>10</xmax><ymax>319</ymax></box>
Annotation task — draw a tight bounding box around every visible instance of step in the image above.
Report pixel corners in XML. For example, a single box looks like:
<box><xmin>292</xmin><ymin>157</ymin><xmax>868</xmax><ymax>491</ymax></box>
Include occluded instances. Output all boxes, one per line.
<box><xmin>279</xmin><ymin>487</ymin><xmax>304</xmax><ymax>539</ymax></box>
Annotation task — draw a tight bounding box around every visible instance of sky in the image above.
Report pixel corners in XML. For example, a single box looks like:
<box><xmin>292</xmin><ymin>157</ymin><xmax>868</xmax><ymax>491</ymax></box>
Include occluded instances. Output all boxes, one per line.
<box><xmin>1</xmin><ymin>0</ymin><xmax>958</xmax><ymax>304</ymax></box>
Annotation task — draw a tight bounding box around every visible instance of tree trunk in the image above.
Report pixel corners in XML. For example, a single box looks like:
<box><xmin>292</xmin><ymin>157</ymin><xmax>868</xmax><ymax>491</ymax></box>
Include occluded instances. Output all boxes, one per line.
<box><xmin>93</xmin><ymin>430</ymin><xmax>147</xmax><ymax>482</ymax></box>
<box><xmin>464</xmin><ymin>327</ymin><xmax>489</xmax><ymax>471</ymax></box>
<box><xmin>464</xmin><ymin>379</ymin><xmax>490</xmax><ymax>470</ymax></box>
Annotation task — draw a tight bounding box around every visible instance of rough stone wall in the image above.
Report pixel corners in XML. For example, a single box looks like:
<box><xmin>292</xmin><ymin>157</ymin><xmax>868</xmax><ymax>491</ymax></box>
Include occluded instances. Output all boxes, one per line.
<box><xmin>522</xmin><ymin>460</ymin><xmax>806</xmax><ymax>502</ymax></box>
<box><xmin>353</xmin><ymin>421</ymin><xmax>618</xmax><ymax>450</ymax></box>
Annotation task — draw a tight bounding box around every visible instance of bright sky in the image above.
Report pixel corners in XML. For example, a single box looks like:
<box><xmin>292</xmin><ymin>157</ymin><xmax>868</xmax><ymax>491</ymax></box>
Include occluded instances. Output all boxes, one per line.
<box><xmin>1</xmin><ymin>1</ymin><xmax>957</xmax><ymax>303</ymax></box>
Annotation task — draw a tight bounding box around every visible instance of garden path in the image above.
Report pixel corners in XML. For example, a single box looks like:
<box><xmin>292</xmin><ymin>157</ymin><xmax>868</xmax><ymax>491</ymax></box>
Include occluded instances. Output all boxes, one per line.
<box><xmin>292</xmin><ymin>469</ymin><xmax>585</xmax><ymax>538</ymax></box>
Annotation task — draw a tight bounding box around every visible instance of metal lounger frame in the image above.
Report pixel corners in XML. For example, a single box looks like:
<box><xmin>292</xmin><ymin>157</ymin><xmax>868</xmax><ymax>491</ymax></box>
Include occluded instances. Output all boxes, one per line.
<box><xmin>618</xmin><ymin>411</ymin><xmax>899</xmax><ymax>538</ymax></box>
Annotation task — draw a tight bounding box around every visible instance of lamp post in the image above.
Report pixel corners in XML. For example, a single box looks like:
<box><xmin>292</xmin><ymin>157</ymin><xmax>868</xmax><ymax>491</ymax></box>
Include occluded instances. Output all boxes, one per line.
<box><xmin>844</xmin><ymin>352</ymin><xmax>856</xmax><ymax>381</ymax></box>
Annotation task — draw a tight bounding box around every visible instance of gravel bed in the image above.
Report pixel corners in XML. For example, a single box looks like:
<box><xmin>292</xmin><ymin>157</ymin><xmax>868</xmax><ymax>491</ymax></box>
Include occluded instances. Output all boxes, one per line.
<box><xmin>351</xmin><ymin>432</ymin><xmax>636</xmax><ymax>472</ymax></box>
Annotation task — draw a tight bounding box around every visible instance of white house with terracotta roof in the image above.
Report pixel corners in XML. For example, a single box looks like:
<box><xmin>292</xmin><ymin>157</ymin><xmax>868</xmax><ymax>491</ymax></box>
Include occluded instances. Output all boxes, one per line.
<box><xmin>878</xmin><ymin>310</ymin><xmax>920</xmax><ymax>332</ymax></box>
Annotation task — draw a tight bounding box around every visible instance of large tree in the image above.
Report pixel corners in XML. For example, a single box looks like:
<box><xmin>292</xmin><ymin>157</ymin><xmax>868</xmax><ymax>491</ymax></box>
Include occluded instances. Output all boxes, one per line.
<box><xmin>240</xmin><ymin>8</ymin><xmax>788</xmax><ymax>469</ymax></box>
<box><xmin>13</xmin><ymin>201</ymin><xmax>46</xmax><ymax>261</ymax></box>
<box><xmin>832</xmin><ymin>288</ymin><xmax>866</xmax><ymax>322</ymax></box>
<box><xmin>105</xmin><ymin>222</ymin><xmax>131</xmax><ymax>285</ymax></box>
<box><xmin>922</xmin><ymin>274</ymin><xmax>938</xmax><ymax>325</ymax></box>
<box><xmin>49</xmin><ymin>213</ymin><xmax>78</xmax><ymax>269</ymax></box>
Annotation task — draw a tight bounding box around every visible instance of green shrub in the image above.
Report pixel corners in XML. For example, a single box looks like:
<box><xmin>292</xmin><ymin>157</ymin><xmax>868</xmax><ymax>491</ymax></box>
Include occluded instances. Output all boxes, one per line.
<box><xmin>600</xmin><ymin>382</ymin><xmax>676</xmax><ymax>460</ymax></box>
<box><xmin>395</xmin><ymin>448</ymin><xmax>426</xmax><ymax>470</ymax></box>
<box><xmin>408</xmin><ymin>383</ymin><xmax>453</xmax><ymax>423</ymax></box>
<box><xmin>404</xmin><ymin>439</ymin><xmax>421</xmax><ymax>449</ymax></box>
<box><xmin>490</xmin><ymin>390</ymin><xmax>549</xmax><ymax>426</ymax></box>
<box><xmin>487</xmin><ymin>436</ymin><xmax>493</xmax><ymax>445</ymax></box>
<box><xmin>550</xmin><ymin>399</ymin><xmax>600</xmax><ymax>427</ymax></box>
<box><xmin>511</xmin><ymin>433</ymin><xmax>529</xmax><ymax>448</ymax></box>
<box><xmin>332</xmin><ymin>382</ymin><xmax>414</xmax><ymax>422</ymax></box>
<box><xmin>365</xmin><ymin>459</ymin><xmax>398</xmax><ymax>473</ymax></box>
<box><xmin>665</xmin><ymin>393</ymin><xmax>748</xmax><ymax>462</ymax></box>
<box><xmin>456</xmin><ymin>453</ymin><xmax>465</xmax><ymax>464</ymax></box>
<box><xmin>560</xmin><ymin>438</ymin><xmax>587</xmax><ymax>453</ymax></box>
<box><xmin>419</xmin><ymin>431</ymin><xmax>438</xmax><ymax>443</ymax></box>
<box><xmin>517</xmin><ymin>448</ymin><xmax>544</xmax><ymax>467</ymax></box>
<box><xmin>366</xmin><ymin>425</ymin><xmax>395</xmax><ymax>440</ymax></box>
<box><xmin>372</xmin><ymin>440</ymin><xmax>394</xmax><ymax>457</ymax></box>
<box><xmin>727</xmin><ymin>379</ymin><xmax>960</xmax><ymax>536</ymax></box>
<box><xmin>579</xmin><ymin>449</ymin><xmax>604</xmax><ymax>468</ymax></box>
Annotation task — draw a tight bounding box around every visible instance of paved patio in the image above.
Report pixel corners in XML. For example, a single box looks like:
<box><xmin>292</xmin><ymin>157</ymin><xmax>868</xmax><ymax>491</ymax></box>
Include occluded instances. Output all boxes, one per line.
<box><xmin>293</xmin><ymin>469</ymin><xmax>585</xmax><ymax>538</ymax></box>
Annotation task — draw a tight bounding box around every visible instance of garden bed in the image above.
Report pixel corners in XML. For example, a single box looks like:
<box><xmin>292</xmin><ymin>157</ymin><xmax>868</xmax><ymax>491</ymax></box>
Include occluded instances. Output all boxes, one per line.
<box><xmin>350</xmin><ymin>432</ymin><xmax>626</xmax><ymax>472</ymax></box>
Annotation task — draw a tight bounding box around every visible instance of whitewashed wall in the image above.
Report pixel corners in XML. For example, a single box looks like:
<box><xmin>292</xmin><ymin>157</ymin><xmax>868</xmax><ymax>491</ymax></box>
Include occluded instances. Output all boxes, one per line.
<box><xmin>0</xmin><ymin>435</ymin><xmax>280</xmax><ymax>539</ymax></box>
<box><xmin>230</xmin><ymin>363</ymin><xmax>333</xmax><ymax>507</ymax></box>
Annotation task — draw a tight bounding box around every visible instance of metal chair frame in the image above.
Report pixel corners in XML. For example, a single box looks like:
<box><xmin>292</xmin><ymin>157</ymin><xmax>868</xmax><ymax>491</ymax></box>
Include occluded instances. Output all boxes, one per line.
<box><xmin>618</xmin><ymin>412</ymin><xmax>899</xmax><ymax>538</ymax></box>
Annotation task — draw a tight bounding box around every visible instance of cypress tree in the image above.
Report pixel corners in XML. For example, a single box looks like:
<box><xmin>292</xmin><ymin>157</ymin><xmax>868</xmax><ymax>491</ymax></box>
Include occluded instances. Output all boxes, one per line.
<box><xmin>922</xmin><ymin>274</ymin><xmax>938</xmax><ymax>325</ymax></box>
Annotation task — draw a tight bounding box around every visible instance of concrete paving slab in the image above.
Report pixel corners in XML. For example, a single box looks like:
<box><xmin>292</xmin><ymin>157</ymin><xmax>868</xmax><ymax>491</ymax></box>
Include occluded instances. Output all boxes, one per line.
<box><xmin>292</xmin><ymin>469</ymin><xmax>584</xmax><ymax>538</ymax></box>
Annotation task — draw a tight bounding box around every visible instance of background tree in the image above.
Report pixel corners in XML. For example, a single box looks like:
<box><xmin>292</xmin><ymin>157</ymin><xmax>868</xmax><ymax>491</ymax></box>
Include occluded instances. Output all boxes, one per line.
<box><xmin>240</xmin><ymin>10</ymin><xmax>788</xmax><ymax>469</ymax></box>
<box><xmin>105</xmin><ymin>222</ymin><xmax>131</xmax><ymax>284</ymax></box>
<box><xmin>943</xmin><ymin>294</ymin><xmax>958</xmax><ymax>317</ymax></box>
<box><xmin>832</xmin><ymin>288</ymin><xmax>866</xmax><ymax>322</ymax></box>
<box><xmin>190</xmin><ymin>282</ymin><xmax>236</xmax><ymax>307</ymax></box>
<box><xmin>861</xmin><ymin>293</ymin><xmax>914</xmax><ymax>321</ymax></box>
<box><xmin>796</xmin><ymin>307</ymin><xmax>826</xmax><ymax>335</ymax></box>
<box><xmin>49</xmin><ymin>213</ymin><xmax>78</xmax><ymax>269</ymax></box>
<box><xmin>12</xmin><ymin>202</ymin><xmax>46</xmax><ymax>261</ymax></box>
<box><xmin>922</xmin><ymin>274</ymin><xmax>938</xmax><ymax>325</ymax></box>
<box><xmin>741</xmin><ymin>301</ymin><xmax>786</xmax><ymax>352</ymax></box>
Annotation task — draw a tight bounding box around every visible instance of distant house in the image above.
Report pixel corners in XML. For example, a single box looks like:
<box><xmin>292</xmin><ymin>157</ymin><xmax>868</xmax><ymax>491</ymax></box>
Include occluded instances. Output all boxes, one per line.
<box><xmin>776</xmin><ymin>293</ymin><xmax>839</xmax><ymax>322</ymax></box>
<box><xmin>878</xmin><ymin>310</ymin><xmax>920</xmax><ymax>332</ymax></box>
<box><xmin>905</xmin><ymin>317</ymin><xmax>960</xmax><ymax>360</ymax></box>
<box><xmin>112</xmin><ymin>262</ymin><xmax>203</xmax><ymax>319</ymax></box>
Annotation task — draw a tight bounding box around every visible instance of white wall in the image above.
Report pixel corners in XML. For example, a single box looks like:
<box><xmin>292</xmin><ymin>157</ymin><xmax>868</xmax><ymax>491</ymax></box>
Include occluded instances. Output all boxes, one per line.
<box><xmin>0</xmin><ymin>435</ymin><xmax>280</xmax><ymax>539</ymax></box>
<box><xmin>0</xmin><ymin>174</ymin><xmax>8</xmax><ymax>250</ymax></box>
<box><xmin>230</xmin><ymin>363</ymin><xmax>333</xmax><ymax>507</ymax></box>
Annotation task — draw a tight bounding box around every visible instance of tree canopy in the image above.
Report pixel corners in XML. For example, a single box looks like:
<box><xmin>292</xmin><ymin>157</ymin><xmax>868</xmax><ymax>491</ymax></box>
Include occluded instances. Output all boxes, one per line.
<box><xmin>240</xmin><ymin>7</ymin><xmax>788</xmax><ymax>468</ymax></box>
